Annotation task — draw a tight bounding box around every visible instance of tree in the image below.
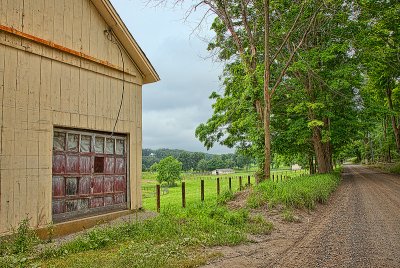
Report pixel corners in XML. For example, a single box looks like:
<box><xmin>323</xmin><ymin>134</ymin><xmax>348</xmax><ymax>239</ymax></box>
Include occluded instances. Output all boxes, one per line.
<box><xmin>155</xmin><ymin>156</ymin><xmax>183</xmax><ymax>186</ymax></box>
<box><xmin>193</xmin><ymin>0</ymin><xmax>324</xmax><ymax>180</ymax></box>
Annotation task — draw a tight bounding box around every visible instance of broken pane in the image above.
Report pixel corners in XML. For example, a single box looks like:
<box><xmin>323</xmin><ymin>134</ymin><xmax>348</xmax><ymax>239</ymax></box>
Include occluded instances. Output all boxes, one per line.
<box><xmin>67</xmin><ymin>134</ymin><xmax>79</xmax><ymax>152</ymax></box>
<box><xmin>80</xmin><ymin>135</ymin><xmax>91</xmax><ymax>152</ymax></box>
<box><xmin>95</xmin><ymin>137</ymin><xmax>104</xmax><ymax>153</ymax></box>
<box><xmin>116</xmin><ymin>139</ymin><xmax>124</xmax><ymax>155</ymax></box>
<box><xmin>105</xmin><ymin>138</ymin><xmax>114</xmax><ymax>154</ymax></box>
<box><xmin>66</xmin><ymin>177</ymin><xmax>78</xmax><ymax>196</ymax></box>
<box><xmin>53</xmin><ymin>132</ymin><xmax>66</xmax><ymax>151</ymax></box>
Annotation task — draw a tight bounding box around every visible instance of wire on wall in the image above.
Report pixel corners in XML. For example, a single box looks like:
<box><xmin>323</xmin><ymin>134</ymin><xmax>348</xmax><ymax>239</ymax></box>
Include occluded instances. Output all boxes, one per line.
<box><xmin>104</xmin><ymin>28</ymin><xmax>125</xmax><ymax>138</ymax></box>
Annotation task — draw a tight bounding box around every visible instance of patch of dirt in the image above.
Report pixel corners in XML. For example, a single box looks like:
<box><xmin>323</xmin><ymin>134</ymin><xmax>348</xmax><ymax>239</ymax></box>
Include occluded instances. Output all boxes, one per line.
<box><xmin>226</xmin><ymin>189</ymin><xmax>252</xmax><ymax>210</ymax></box>
<box><xmin>201</xmin><ymin>165</ymin><xmax>400</xmax><ymax>268</ymax></box>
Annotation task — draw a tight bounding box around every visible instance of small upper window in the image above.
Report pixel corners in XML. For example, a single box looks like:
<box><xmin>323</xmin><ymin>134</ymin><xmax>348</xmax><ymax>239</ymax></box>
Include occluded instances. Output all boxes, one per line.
<box><xmin>95</xmin><ymin>137</ymin><xmax>104</xmax><ymax>154</ymax></box>
<box><xmin>80</xmin><ymin>135</ymin><xmax>91</xmax><ymax>152</ymax></box>
<box><xmin>116</xmin><ymin>139</ymin><xmax>125</xmax><ymax>155</ymax></box>
<box><xmin>105</xmin><ymin>138</ymin><xmax>115</xmax><ymax>154</ymax></box>
<box><xmin>53</xmin><ymin>132</ymin><xmax>66</xmax><ymax>151</ymax></box>
<box><xmin>67</xmin><ymin>134</ymin><xmax>79</xmax><ymax>152</ymax></box>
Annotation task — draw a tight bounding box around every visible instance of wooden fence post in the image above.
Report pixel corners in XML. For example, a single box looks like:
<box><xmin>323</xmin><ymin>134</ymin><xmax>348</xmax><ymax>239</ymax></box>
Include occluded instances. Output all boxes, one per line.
<box><xmin>182</xmin><ymin>181</ymin><xmax>186</xmax><ymax>208</ymax></box>
<box><xmin>156</xmin><ymin>184</ymin><xmax>160</xmax><ymax>213</ymax></box>
<box><xmin>217</xmin><ymin>177</ymin><xmax>220</xmax><ymax>195</ymax></box>
<box><xmin>239</xmin><ymin>176</ymin><xmax>242</xmax><ymax>190</ymax></box>
<box><xmin>229</xmin><ymin>177</ymin><xmax>232</xmax><ymax>191</ymax></box>
<box><xmin>272</xmin><ymin>174</ymin><xmax>275</xmax><ymax>182</ymax></box>
<box><xmin>201</xmin><ymin>179</ymin><xmax>204</xmax><ymax>202</ymax></box>
<box><xmin>248</xmin><ymin>175</ymin><xmax>251</xmax><ymax>186</ymax></box>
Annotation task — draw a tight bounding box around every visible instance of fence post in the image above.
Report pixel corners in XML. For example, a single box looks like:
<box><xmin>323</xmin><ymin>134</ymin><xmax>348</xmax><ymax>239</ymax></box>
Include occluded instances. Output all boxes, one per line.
<box><xmin>156</xmin><ymin>184</ymin><xmax>160</xmax><ymax>213</ymax></box>
<box><xmin>201</xmin><ymin>179</ymin><xmax>204</xmax><ymax>202</ymax></box>
<box><xmin>229</xmin><ymin>177</ymin><xmax>232</xmax><ymax>191</ymax></box>
<box><xmin>217</xmin><ymin>177</ymin><xmax>220</xmax><ymax>195</ymax></box>
<box><xmin>248</xmin><ymin>175</ymin><xmax>251</xmax><ymax>186</ymax></box>
<box><xmin>182</xmin><ymin>181</ymin><xmax>186</xmax><ymax>208</ymax></box>
<box><xmin>272</xmin><ymin>174</ymin><xmax>274</xmax><ymax>182</ymax></box>
<box><xmin>239</xmin><ymin>176</ymin><xmax>242</xmax><ymax>190</ymax></box>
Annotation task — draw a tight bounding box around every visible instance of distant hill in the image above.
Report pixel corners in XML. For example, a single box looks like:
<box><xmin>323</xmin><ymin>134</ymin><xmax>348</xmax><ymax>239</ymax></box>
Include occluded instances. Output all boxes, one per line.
<box><xmin>142</xmin><ymin>148</ymin><xmax>254</xmax><ymax>172</ymax></box>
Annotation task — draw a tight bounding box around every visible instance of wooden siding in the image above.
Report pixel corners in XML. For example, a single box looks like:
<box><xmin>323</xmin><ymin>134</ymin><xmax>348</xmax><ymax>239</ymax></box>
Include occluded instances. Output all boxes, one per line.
<box><xmin>0</xmin><ymin>0</ymin><xmax>143</xmax><ymax>234</ymax></box>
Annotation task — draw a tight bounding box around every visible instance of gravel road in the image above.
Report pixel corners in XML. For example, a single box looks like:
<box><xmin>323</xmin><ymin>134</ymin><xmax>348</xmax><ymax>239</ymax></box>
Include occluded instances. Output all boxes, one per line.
<box><xmin>203</xmin><ymin>165</ymin><xmax>400</xmax><ymax>268</ymax></box>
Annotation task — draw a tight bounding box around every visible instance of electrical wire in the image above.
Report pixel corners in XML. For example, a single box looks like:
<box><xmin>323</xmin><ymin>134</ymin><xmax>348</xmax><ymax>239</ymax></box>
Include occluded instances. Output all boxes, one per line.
<box><xmin>105</xmin><ymin>28</ymin><xmax>125</xmax><ymax>138</ymax></box>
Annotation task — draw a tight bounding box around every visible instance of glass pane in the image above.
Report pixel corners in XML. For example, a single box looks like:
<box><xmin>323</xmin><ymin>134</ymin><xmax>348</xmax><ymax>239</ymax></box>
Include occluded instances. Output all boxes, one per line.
<box><xmin>67</xmin><ymin>134</ymin><xmax>79</xmax><ymax>152</ymax></box>
<box><xmin>53</xmin><ymin>132</ymin><xmax>66</xmax><ymax>151</ymax></box>
<box><xmin>116</xmin><ymin>139</ymin><xmax>124</xmax><ymax>155</ymax></box>
<box><xmin>66</xmin><ymin>177</ymin><xmax>78</xmax><ymax>196</ymax></box>
<box><xmin>95</xmin><ymin>137</ymin><xmax>104</xmax><ymax>153</ymax></box>
<box><xmin>105</xmin><ymin>138</ymin><xmax>115</xmax><ymax>154</ymax></box>
<box><xmin>80</xmin><ymin>135</ymin><xmax>91</xmax><ymax>152</ymax></box>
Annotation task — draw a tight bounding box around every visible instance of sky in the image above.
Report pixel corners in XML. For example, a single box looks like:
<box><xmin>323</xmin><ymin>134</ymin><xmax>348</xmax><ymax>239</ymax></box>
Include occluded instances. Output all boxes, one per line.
<box><xmin>109</xmin><ymin>0</ymin><xmax>233</xmax><ymax>154</ymax></box>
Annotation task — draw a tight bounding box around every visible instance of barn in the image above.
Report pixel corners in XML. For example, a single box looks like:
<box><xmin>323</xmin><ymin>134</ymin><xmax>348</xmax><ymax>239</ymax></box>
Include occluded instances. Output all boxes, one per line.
<box><xmin>0</xmin><ymin>0</ymin><xmax>159</xmax><ymax>236</ymax></box>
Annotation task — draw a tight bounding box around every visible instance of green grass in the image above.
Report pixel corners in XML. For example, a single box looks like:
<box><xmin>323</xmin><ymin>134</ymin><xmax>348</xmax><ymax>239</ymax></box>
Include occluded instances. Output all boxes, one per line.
<box><xmin>142</xmin><ymin>169</ymin><xmax>309</xmax><ymax>211</ymax></box>
<box><xmin>247</xmin><ymin>172</ymin><xmax>341</xmax><ymax>210</ymax></box>
<box><xmin>1</xmin><ymin>201</ymin><xmax>273</xmax><ymax>268</ymax></box>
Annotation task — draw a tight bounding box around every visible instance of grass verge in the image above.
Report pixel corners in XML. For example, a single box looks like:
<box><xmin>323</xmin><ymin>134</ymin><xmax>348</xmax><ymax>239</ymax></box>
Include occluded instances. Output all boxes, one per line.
<box><xmin>1</xmin><ymin>201</ymin><xmax>273</xmax><ymax>268</ymax></box>
<box><xmin>247</xmin><ymin>172</ymin><xmax>341</xmax><ymax>210</ymax></box>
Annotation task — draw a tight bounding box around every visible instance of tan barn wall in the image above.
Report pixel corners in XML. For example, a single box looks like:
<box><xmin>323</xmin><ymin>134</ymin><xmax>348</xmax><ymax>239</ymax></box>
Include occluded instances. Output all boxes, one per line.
<box><xmin>0</xmin><ymin>0</ymin><xmax>143</xmax><ymax>235</ymax></box>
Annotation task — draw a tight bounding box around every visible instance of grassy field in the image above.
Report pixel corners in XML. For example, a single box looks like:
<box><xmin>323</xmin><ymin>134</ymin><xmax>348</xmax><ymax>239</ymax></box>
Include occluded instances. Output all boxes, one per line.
<box><xmin>141</xmin><ymin>169</ymin><xmax>309</xmax><ymax>211</ymax></box>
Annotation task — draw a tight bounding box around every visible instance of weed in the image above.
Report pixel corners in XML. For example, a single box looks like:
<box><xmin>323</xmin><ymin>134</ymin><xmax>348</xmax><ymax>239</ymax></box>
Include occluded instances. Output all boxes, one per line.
<box><xmin>217</xmin><ymin>190</ymin><xmax>234</xmax><ymax>205</ymax></box>
<box><xmin>281</xmin><ymin>209</ymin><xmax>300</xmax><ymax>223</ymax></box>
<box><xmin>247</xmin><ymin>172</ymin><xmax>341</xmax><ymax>210</ymax></box>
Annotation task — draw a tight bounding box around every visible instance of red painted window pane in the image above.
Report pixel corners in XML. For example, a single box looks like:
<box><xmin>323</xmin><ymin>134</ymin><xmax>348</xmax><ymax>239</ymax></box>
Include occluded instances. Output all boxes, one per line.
<box><xmin>114</xmin><ymin>176</ymin><xmax>126</xmax><ymax>192</ymax></box>
<box><xmin>78</xmin><ymin>199</ymin><xmax>89</xmax><ymax>210</ymax></box>
<box><xmin>104</xmin><ymin>176</ymin><xmax>114</xmax><ymax>193</ymax></box>
<box><xmin>115</xmin><ymin>193</ymin><xmax>125</xmax><ymax>204</ymax></box>
<box><xmin>79</xmin><ymin>177</ymin><xmax>91</xmax><ymax>195</ymax></box>
<box><xmin>90</xmin><ymin>197</ymin><xmax>104</xmax><ymax>208</ymax></box>
<box><xmin>65</xmin><ymin>200</ymin><xmax>78</xmax><ymax>212</ymax></box>
<box><xmin>52</xmin><ymin>200</ymin><xmax>64</xmax><ymax>214</ymax></box>
<box><xmin>52</xmin><ymin>176</ymin><xmax>65</xmax><ymax>197</ymax></box>
<box><xmin>104</xmin><ymin>157</ymin><xmax>115</xmax><ymax>174</ymax></box>
<box><xmin>66</xmin><ymin>177</ymin><xmax>78</xmax><ymax>196</ymax></box>
<box><xmin>53</xmin><ymin>132</ymin><xmax>66</xmax><ymax>151</ymax></box>
<box><xmin>52</xmin><ymin>154</ymin><xmax>66</xmax><ymax>174</ymax></box>
<box><xmin>115</xmin><ymin>158</ymin><xmax>125</xmax><ymax>174</ymax></box>
<box><xmin>92</xmin><ymin>176</ymin><xmax>104</xmax><ymax>194</ymax></box>
<box><xmin>66</xmin><ymin>155</ymin><xmax>79</xmax><ymax>173</ymax></box>
<box><xmin>104</xmin><ymin>196</ymin><xmax>114</xmax><ymax>206</ymax></box>
<box><xmin>79</xmin><ymin>156</ymin><xmax>92</xmax><ymax>174</ymax></box>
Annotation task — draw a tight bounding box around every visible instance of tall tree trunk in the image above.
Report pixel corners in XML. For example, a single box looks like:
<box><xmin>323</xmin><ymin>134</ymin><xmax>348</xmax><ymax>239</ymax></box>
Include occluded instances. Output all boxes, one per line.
<box><xmin>386</xmin><ymin>88</ymin><xmax>400</xmax><ymax>154</ymax></box>
<box><xmin>262</xmin><ymin>0</ymin><xmax>271</xmax><ymax>180</ymax></box>
<box><xmin>383</xmin><ymin>116</ymin><xmax>392</xmax><ymax>162</ymax></box>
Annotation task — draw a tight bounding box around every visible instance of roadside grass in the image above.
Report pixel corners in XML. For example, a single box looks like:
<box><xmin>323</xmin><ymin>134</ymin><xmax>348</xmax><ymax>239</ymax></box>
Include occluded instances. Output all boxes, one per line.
<box><xmin>142</xmin><ymin>169</ymin><xmax>308</xmax><ymax>211</ymax></box>
<box><xmin>1</xmin><ymin>201</ymin><xmax>273</xmax><ymax>268</ymax></box>
<box><xmin>370</xmin><ymin>162</ymin><xmax>400</xmax><ymax>174</ymax></box>
<box><xmin>247</xmin><ymin>172</ymin><xmax>341</xmax><ymax>210</ymax></box>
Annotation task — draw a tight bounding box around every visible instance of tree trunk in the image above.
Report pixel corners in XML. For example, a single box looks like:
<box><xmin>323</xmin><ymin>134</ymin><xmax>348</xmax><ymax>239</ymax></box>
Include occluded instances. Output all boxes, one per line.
<box><xmin>263</xmin><ymin>95</ymin><xmax>271</xmax><ymax>179</ymax></box>
<box><xmin>312</xmin><ymin>126</ymin><xmax>330</xmax><ymax>173</ymax></box>
<box><xmin>309</xmin><ymin>154</ymin><xmax>315</xmax><ymax>174</ymax></box>
<box><xmin>386</xmin><ymin>88</ymin><xmax>400</xmax><ymax>154</ymax></box>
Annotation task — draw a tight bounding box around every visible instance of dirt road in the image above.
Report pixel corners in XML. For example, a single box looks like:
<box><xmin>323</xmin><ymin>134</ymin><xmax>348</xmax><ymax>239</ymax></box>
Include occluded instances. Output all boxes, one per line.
<box><xmin>203</xmin><ymin>165</ymin><xmax>400</xmax><ymax>268</ymax></box>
